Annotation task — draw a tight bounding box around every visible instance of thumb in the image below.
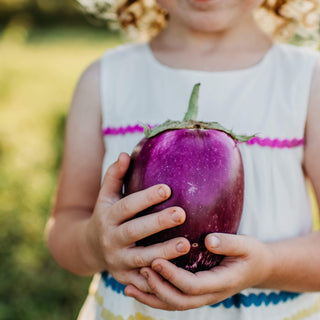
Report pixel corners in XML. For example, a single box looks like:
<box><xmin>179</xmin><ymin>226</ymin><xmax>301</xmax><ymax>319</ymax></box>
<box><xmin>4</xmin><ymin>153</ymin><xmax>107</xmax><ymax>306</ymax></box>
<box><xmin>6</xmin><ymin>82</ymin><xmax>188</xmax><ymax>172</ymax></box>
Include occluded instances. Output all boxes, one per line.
<box><xmin>205</xmin><ymin>233</ymin><xmax>253</xmax><ymax>257</ymax></box>
<box><xmin>99</xmin><ymin>152</ymin><xmax>131</xmax><ymax>201</ymax></box>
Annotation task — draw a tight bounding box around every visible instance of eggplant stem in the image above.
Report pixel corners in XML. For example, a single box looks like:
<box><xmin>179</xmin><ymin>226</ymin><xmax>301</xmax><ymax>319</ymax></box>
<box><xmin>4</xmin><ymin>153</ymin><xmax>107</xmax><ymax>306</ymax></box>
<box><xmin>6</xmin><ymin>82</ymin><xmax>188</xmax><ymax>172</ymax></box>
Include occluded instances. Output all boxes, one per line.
<box><xmin>141</xmin><ymin>83</ymin><xmax>254</xmax><ymax>142</ymax></box>
<box><xmin>183</xmin><ymin>83</ymin><xmax>200</xmax><ymax>121</ymax></box>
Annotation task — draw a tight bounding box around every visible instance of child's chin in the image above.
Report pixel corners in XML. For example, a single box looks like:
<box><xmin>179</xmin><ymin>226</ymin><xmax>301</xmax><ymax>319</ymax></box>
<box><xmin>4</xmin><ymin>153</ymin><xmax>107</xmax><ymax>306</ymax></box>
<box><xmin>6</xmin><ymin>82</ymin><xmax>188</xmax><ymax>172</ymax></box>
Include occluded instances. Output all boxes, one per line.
<box><xmin>184</xmin><ymin>14</ymin><xmax>233</xmax><ymax>33</ymax></box>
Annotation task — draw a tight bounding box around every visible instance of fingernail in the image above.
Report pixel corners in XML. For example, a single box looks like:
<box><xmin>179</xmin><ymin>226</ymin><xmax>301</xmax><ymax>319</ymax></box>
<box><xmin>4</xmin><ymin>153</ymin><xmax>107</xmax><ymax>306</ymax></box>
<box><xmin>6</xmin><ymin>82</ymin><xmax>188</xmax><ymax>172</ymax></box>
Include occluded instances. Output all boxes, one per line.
<box><xmin>124</xmin><ymin>287</ymin><xmax>132</xmax><ymax>297</ymax></box>
<box><xmin>153</xmin><ymin>264</ymin><xmax>162</xmax><ymax>273</ymax></box>
<box><xmin>158</xmin><ymin>186</ymin><xmax>166</xmax><ymax>198</ymax></box>
<box><xmin>141</xmin><ymin>271</ymin><xmax>149</xmax><ymax>279</ymax></box>
<box><xmin>176</xmin><ymin>241</ymin><xmax>187</xmax><ymax>253</ymax></box>
<box><xmin>171</xmin><ymin>210</ymin><xmax>183</xmax><ymax>223</ymax></box>
<box><xmin>208</xmin><ymin>235</ymin><xmax>220</xmax><ymax>247</ymax></box>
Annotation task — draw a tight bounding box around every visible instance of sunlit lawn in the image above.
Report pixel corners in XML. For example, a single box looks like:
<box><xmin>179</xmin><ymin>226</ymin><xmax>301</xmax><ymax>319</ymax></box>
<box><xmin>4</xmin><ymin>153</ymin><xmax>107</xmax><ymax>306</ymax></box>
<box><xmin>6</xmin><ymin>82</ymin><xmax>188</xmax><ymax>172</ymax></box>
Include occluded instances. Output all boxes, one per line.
<box><xmin>0</xmin><ymin>25</ymin><xmax>123</xmax><ymax>320</ymax></box>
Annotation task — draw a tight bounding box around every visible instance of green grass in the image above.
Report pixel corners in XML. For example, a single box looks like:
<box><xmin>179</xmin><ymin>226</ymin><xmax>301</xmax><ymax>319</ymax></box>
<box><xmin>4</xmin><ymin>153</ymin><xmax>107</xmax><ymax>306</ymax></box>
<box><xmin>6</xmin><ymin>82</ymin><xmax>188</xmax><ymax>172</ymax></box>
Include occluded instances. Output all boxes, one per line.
<box><xmin>0</xmin><ymin>25</ymin><xmax>123</xmax><ymax>320</ymax></box>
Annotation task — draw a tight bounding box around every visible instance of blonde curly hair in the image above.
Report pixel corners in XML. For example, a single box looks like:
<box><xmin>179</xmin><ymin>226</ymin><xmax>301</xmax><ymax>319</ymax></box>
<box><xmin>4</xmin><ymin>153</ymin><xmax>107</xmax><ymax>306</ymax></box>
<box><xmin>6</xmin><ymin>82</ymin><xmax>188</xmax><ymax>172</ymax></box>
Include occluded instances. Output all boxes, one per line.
<box><xmin>79</xmin><ymin>0</ymin><xmax>320</xmax><ymax>42</ymax></box>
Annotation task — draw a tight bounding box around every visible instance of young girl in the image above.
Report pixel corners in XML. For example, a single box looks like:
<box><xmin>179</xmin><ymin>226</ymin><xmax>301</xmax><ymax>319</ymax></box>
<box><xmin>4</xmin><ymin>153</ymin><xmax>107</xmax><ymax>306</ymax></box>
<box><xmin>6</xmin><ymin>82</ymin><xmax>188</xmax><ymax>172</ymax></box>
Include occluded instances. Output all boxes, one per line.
<box><xmin>46</xmin><ymin>0</ymin><xmax>320</xmax><ymax>319</ymax></box>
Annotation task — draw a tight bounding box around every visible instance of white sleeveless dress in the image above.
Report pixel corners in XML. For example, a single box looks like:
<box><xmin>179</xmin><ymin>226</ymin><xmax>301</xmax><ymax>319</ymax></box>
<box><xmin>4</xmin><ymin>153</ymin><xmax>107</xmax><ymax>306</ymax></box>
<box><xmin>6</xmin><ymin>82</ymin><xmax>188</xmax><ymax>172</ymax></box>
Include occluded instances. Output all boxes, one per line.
<box><xmin>78</xmin><ymin>42</ymin><xmax>320</xmax><ymax>320</ymax></box>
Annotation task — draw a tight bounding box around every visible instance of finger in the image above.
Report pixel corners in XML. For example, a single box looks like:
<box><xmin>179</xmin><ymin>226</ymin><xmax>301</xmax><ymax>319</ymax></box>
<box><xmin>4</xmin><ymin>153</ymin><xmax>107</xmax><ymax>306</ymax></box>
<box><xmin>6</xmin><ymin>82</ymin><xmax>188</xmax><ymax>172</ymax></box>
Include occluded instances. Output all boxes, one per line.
<box><xmin>110</xmin><ymin>184</ymin><xmax>171</xmax><ymax>224</ymax></box>
<box><xmin>124</xmin><ymin>284</ymin><xmax>175</xmax><ymax>310</ymax></box>
<box><xmin>151</xmin><ymin>258</ymin><xmax>238</xmax><ymax>295</ymax></box>
<box><xmin>126</xmin><ymin>270</ymin><xmax>153</xmax><ymax>293</ymax></box>
<box><xmin>151</xmin><ymin>259</ymin><xmax>201</xmax><ymax>294</ymax></box>
<box><xmin>117</xmin><ymin>207</ymin><xmax>186</xmax><ymax>245</ymax></box>
<box><xmin>205</xmin><ymin>233</ymin><xmax>253</xmax><ymax>257</ymax></box>
<box><xmin>99</xmin><ymin>153</ymin><xmax>131</xmax><ymax>202</ymax></box>
<box><xmin>140</xmin><ymin>268</ymin><xmax>215</xmax><ymax>311</ymax></box>
<box><xmin>124</xmin><ymin>237</ymin><xmax>190</xmax><ymax>268</ymax></box>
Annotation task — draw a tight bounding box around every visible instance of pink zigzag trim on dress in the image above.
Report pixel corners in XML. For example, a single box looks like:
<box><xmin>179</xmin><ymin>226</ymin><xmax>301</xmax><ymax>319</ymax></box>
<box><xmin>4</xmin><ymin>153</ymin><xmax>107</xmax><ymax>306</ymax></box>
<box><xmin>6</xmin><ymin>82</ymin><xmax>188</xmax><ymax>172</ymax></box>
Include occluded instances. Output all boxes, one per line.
<box><xmin>102</xmin><ymin>124</ymin><xmax>145</xmax><ymax>135</ymax></box>
<box><xmin>245</xmin><ymin>137</ymin><xmax>304</xmax><ymax>148</ymax></box>
<box><xmin>102</xmin><ymin>125</ymin><xmax>304</xmax><ymax>148</ymax></box>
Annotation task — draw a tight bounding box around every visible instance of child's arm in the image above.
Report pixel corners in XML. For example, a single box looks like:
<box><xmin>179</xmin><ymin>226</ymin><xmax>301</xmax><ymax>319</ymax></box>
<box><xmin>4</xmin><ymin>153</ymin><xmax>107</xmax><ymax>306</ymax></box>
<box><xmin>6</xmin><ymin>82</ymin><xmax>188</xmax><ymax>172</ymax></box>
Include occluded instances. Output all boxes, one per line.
<box><xmin>124</xmin><ymin>58</ymin><xmax>320</xmax><ymax>310</ymax></box>
<box><xmin>46</xmin><ymin>61</ymin><xmax>190</xmax><ymax>289</ymax></box>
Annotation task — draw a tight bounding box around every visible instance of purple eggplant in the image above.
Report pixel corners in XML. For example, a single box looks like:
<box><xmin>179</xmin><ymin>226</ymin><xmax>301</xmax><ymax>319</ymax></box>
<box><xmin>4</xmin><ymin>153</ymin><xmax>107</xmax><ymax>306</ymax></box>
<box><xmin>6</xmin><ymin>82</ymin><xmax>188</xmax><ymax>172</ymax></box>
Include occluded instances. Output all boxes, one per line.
<box><xmin>123</xmin><ymin>84</ymin><xmax>251</xmax><ymax>272</ymax></box>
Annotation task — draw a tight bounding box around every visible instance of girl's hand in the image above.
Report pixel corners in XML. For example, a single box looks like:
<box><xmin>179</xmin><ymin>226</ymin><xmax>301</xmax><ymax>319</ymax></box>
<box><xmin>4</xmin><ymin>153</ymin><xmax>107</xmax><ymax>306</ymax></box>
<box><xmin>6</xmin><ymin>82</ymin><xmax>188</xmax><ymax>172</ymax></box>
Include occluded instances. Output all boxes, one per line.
<box><xmin>85</xmin><ymin>152</ymin><xmax>190</xmax><ymax>291</ymax></box>
<box><xmin>125</xmin><ymin>233</ymin><xmax>273</xmax><ymax>310</ymax></box>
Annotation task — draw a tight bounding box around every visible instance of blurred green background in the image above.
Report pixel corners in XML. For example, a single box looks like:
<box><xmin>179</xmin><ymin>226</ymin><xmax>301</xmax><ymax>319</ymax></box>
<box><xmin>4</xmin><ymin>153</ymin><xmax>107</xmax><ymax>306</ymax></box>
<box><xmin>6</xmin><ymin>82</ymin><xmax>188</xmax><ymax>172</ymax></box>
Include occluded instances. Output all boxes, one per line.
<box><xmin>0</xmin><ymin>1</ymin><xmax>319</xmax><ymax>320</ymax></box>
<box><xmin>0</xmin><ymin>1</ymin><xmax>124</xmax><ymax>319</ymax></box>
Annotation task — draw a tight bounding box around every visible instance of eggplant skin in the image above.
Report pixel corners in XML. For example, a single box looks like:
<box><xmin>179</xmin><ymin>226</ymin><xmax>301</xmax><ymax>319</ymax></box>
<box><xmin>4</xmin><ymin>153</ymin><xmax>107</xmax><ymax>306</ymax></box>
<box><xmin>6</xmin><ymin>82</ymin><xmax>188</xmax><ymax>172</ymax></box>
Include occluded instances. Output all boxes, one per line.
<box><xmin>123</xmin><ymin>128</ymin><xmax>244</xmax><ymax>273</ymax></box>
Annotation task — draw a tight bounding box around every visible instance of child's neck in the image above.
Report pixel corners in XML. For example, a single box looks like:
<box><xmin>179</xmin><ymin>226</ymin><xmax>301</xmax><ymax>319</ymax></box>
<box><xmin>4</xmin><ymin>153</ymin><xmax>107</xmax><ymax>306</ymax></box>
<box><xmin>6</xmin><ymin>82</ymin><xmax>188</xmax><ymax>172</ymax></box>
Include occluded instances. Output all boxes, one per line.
<box><xmin>149</xmin><ymin>15</ymin><xmax>273</xmax><ymax>72</ymax></box>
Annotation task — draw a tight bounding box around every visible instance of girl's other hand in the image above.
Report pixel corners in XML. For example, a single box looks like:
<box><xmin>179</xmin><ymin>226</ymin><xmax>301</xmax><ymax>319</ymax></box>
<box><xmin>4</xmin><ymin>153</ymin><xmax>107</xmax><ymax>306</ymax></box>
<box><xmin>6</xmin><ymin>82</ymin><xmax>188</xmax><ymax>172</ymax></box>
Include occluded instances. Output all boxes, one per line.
<box><xmin>125</xmin><ymin>233</ymin><xmax>272</xmax><ymax>310</ymax></box>
<box><xmin>85</xmin><ymin>152</ymin><xmax>190</xmax><ymax>292</ymax></box>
